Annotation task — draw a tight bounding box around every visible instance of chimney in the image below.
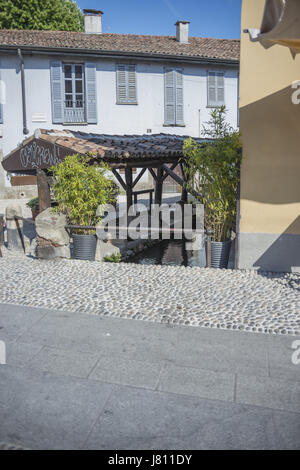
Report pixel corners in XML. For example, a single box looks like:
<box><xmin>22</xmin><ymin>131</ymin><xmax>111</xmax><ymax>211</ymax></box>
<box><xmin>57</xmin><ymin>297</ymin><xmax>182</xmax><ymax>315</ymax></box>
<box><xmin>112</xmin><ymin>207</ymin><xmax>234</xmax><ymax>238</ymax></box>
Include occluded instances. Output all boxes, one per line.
<box><xmin>84</xmin><ymin>9</ymin><xmax>103</xmax><ymax>34</ymax></box>
<box><xmin>175</xmin><ymin>21</ymin><xmax>190</xmax><ymax>44</ymax></box>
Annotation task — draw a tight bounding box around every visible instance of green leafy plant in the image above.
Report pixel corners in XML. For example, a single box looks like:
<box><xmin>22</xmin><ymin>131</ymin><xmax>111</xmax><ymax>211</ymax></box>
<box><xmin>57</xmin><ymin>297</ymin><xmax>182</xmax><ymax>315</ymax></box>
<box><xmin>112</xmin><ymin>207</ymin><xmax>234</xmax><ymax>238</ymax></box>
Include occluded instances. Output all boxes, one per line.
<box><xmin>183</xmin><ymin>106</ymin><xmax>242</xmax><ymax>242</ymax></box>
<box><xmin>103</xmin><ymin>253</ymin><xmax>122</xmax><ymax>263</ymax></box>
<box><xmin>26</xmin><ymin>196</ymin><xmax>39</xmax><ymax>211</ymax></box>
<box><xmin>50</xmin><ymin>154</ymin><xmax>118</xmax><ymax>235</ymax></box>
<box><xmin>0</xmin><ymin>0</ymin><xmax>84</xmax><ymax>31</ymax></box>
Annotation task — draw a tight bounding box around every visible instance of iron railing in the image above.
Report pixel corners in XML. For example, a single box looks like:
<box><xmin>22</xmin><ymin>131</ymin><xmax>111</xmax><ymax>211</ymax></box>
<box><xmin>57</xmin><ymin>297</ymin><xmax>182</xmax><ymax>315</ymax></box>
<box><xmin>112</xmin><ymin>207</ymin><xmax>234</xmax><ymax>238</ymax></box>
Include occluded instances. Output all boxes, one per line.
<box><xmin>64</xmin><ymin>100</ymin><xmax>86</xmax><ymax>123</ymax></box>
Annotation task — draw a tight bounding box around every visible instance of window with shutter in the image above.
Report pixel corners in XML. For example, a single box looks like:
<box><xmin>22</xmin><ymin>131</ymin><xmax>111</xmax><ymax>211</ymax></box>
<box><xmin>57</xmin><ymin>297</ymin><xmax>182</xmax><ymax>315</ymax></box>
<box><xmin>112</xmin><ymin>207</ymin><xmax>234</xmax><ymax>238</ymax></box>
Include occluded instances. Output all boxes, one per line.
<box><xmin>164</xmin><ymin>68</ymin><xmax>184</xmax><ymax>126</ymax></box>
<box><xmin>51</xmin><ymin>62</ymin><xmax>97</xmax><ymax>124</ymax></box>
<box><xmin>116</xmin><ymin>64</ymin><xmax>137</xmax><ymax>104</ymax></box>
<box><xmin>207</xmin><ymin>71</ymin><xmax>225</xmax><ymax>107</ymax></box>
<box><xmin>63</xmin><ymin>63</ymin><xmax>85</xmax><ymax>123</ymax></box>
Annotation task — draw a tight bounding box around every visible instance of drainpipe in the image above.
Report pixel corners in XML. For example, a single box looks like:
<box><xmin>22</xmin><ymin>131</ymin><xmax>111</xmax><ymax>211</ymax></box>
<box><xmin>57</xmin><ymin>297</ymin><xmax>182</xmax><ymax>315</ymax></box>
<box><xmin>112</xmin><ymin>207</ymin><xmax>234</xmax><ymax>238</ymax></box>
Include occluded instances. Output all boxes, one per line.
<box><xmin>17</xmin><ymin>49</ymin><xmax>29</xmax><ymax>135</ymax></box>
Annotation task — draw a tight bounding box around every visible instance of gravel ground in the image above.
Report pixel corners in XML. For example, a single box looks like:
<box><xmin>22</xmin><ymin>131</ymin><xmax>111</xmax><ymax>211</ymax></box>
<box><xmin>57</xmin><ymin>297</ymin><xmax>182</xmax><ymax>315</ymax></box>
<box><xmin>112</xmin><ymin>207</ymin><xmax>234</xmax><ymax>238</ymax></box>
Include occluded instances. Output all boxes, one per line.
<box><xmin>0</xmin><ymin>248</ymin><xmax>299</xmax><ymax>335</ymax></box>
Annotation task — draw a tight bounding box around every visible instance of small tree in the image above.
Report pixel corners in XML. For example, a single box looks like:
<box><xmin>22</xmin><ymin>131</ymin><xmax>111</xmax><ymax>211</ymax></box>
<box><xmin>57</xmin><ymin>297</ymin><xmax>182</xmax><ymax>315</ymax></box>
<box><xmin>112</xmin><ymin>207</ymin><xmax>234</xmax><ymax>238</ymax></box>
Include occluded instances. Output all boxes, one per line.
<box><xmin>0</xmin><ymin>0</ymin><xmax>84</xmax><ymax>31</ymax></box>
<box><xmin>50</xmin><ymin>155</ymin><xmax>118</xmax><ymax>234</ymax></box>
<box><xmin>202</xmin><ymin>105</ymin><xmax>235</xmax><ymax>139</ymax></box>
<box><xmin>183</xmin><ymin>106</ymin><xmax>242</xmax><ymax>242</ymax></box>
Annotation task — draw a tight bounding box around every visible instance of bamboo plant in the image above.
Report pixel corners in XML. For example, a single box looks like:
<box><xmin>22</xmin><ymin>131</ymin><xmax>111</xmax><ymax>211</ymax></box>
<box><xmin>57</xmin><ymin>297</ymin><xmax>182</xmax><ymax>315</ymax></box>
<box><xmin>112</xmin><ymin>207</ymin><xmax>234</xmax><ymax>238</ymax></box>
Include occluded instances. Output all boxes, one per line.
<box><xmin>50</xmin><ymin>154</ymin><xmax>118</xmax><ymax>234</ymax></box>
<box><xmin>183</xmin><ymin>106</ymin><xmax>242</xmax><ymax>242</ymax></box>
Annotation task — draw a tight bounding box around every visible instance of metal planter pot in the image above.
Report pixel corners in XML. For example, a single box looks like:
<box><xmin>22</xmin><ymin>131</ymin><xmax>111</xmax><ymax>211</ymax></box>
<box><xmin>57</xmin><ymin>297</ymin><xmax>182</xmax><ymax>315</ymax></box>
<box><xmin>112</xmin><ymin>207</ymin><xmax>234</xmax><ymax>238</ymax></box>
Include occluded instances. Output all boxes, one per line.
<box><xmin>72</xmin><ymin>234</ymin><xmax>97</xmax><ymax>261</ymax></box>
<box><xmin>207</xmin><ymin>240</ymin><xmax>231</xmax><ymax>269</ymax></box>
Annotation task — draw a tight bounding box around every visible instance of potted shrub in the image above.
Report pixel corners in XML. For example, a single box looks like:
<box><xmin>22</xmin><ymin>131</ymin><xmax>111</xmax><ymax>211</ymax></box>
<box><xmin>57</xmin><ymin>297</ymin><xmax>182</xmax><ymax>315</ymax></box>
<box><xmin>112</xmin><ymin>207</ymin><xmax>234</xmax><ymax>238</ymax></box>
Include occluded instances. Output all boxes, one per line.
<box><xmin>26</xmin><ymin>197</ymin><xmax>39</xmax><ymax>220</ymax></box>
<box><xmin>183</xmin><ymin>106</ymin><xmax>242</xmax><ymax>268</ymax></box>
<box><xmin>50</xmin><ymin>154</ymin><xmax>118</xmax><ymax>261</ymax></box>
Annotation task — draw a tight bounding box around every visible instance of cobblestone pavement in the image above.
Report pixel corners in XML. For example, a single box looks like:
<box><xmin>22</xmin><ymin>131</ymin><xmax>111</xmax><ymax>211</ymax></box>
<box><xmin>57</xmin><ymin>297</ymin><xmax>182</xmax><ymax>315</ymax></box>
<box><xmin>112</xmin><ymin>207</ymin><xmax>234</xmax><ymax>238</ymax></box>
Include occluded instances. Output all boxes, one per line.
<box><xmin>0</xmin><ymin>442</ymin><xmax>29</xmax><ymax>450</ymax></box>
<box><xmin>0</xmin><ymin>248</ymin><xmax>299</xmax><ymax>335</ymax></box>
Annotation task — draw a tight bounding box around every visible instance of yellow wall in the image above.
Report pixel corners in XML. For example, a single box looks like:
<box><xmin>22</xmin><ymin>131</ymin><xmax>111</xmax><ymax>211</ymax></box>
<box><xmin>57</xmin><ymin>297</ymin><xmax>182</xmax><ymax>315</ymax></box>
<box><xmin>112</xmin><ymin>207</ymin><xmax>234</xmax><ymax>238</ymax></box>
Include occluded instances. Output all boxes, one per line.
<box><xmin>240</xmin><ymin>0</ymin><xmax>300</xmax><ymax>235</ymax></box>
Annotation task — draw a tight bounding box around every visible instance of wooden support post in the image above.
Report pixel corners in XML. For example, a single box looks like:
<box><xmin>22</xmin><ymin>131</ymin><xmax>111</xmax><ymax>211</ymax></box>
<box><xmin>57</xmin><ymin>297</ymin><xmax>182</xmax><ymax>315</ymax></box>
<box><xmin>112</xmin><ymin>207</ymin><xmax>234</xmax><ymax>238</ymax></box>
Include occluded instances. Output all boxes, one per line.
<box><xmin>162</xmin><ymin>162</ymin><xmax>178</xmax><ymax>182</ymax></box>
<box><xmin>125</xmin><ymin>167</ymin><xmax>133</xmax><ymax>218</ymax></box>
<box><xmin>37</xmin><ymin>170</ymin><xmax>51</xmax><ymax>213</ymax></box>
<box><xmin>180</xmin><ymin>163</ymin><xmax>188</xmax><ymax>204</ymax></box>
<box><xmin>132</xmin><ymin>167</ymin><xmax>147</xmax><ymax>188</ymax></box>
<box><xmin>149</xmin><ymin>190</ymin><xmax>153</xmax><ymax>212</ymax></box>
<box><xmin>154</xmin><ymin>165</ymin><xmax>164</xmax><ymax>205</ymax></box>
<box><xmin>111</xmin><ymin>168</ymin><xmax>127</xmax><ymax>191</ymax></box>
<box><xmin>161</xmin><ymin>164</ymin><xmax>201</xmax><ymax>200</ymax></box>
<box><xmin>148</xmin><ymin>168</ymin><xmax>158</xmax><ymax>182</ymax></box>
<box><xmin>154</xmin><ymin>166</ymin><xmax>163</xmax><ymax>238</ymax></box>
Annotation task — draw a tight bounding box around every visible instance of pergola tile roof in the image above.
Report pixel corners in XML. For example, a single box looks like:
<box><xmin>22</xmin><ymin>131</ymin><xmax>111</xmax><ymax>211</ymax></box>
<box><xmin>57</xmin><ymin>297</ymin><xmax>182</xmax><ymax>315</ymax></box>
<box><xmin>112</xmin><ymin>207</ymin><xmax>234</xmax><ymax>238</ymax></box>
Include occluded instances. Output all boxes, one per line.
<box><xmin>1</xmin><ymin>129</ymin><xmax>208</xmax><ymax>173</ymax></box>
<box><xmin>37</xmin><ymin>129</ymin><xmax>205</xmax><ymax>161</ymax></box>
<box><xmin>0</xmin><ymin>29</ymin><xmax>240</xmax><ymax>62</ymax></box>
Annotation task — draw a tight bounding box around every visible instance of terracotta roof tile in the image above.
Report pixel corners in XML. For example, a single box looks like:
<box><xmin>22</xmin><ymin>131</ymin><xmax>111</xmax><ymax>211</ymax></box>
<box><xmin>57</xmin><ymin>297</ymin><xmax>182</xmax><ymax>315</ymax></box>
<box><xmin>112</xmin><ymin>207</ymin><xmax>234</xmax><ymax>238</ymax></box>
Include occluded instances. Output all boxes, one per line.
<box><xmin>2</xmin><ymin>128</ymin><xmax>214</xmax><ymax>172</ymax></box>
<box><xmin>0</xmin><ymin>29</ymin><xmax>240</xmax><ymax>62</ymax></box>
<box><xmin>36</xmin><ymin>129</ymin><xmax>208</xmax><ymax>162</ymax></box>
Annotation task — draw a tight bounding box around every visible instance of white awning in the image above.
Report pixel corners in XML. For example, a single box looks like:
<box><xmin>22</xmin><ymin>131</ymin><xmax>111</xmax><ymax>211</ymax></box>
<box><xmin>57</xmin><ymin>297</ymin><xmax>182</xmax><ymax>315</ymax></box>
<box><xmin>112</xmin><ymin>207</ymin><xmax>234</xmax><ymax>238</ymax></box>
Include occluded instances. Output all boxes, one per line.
<box><xmin>245</xmin><ymin>0</ymin><xmax>300</xmax><ymax>56</ymax></box>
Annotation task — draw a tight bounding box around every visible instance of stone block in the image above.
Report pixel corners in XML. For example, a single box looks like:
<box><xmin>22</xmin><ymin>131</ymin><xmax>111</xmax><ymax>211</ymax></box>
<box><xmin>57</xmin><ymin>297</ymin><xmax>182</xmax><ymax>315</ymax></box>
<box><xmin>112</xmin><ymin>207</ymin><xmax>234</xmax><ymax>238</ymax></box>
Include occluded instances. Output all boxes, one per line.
<box><xmin>37</xmin><ymin>244</ymin><xmax>71</xmax><ymax>260</ymax></box>
<box><xmin>35</xmin><ymin>208</ymin><xmax>69</xmax><ymax>246</ymax></box>
<box><xmin>29</xmin><ymin>238</ymin><xmax>38</xmax><ymax>257</ymax></box>
<box><xmin>95</xmin><ymin>239</ymin><xmax>120</xmax><ymax>261</ymax></box>
<box><xmin>5</xmin><ymin>204</ymin><xmax>24</xmax><ymax>251</ymax></box>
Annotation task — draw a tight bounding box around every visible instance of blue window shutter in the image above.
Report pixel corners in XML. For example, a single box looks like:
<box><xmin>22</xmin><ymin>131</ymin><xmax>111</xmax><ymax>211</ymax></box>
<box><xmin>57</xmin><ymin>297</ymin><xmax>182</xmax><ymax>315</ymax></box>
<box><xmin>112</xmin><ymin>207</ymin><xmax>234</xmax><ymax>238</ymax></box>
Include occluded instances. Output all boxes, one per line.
<box><xmin>116</xmin><ymin>64</ymin><xmax>137</xmax><ymax>104</ymax></box>
<box><xmin>207</xmin><ymin>71</ymin><xmax>224</xmax><ymax>106</ymax></box>
<box><xmin>207</xmin><ymin>71</ymin><xmax>217</xmax><ymax>107</ymax></box>
<box><xmin>85</xmin><ymin>62</ymin><xmax>97</xmax><ymax>124</ymax></box>
<box><xmin>116</xmin><ymin>64</ymin><xmax>127</xmax><ymax>103</ymax></box>
<box><xmin>50</xmin><ymin>61</ymin><xmax>63</xmax><ymax>123</ymax></box>
<box><xmin>216</xmin><ymin>72</ymin><xmax>225</xmax><ymax>105</ymax></box>
<box><xmin>175</xmin><ymin>68</ymin><xmax>184</xmax><ymax>125</ymax></box>
<box><xmin>127</xmin><ymin>65</ymin><xmax>137</xmax><ymax>103</ymax></box>
<box><xmin>164</xmin><ymin>68</ymin><xmax>175</xmax><ymax>125</ymax></box>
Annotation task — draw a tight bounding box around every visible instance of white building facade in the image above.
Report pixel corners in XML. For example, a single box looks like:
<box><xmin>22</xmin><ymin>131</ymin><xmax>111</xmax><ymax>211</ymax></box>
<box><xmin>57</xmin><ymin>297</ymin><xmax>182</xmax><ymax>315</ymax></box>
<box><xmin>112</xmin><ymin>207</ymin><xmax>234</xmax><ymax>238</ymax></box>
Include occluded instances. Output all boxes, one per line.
<box><xmin>0</xmin><ymin>11</ymin><xmax>240</xmax><ymax>193</ymax></box>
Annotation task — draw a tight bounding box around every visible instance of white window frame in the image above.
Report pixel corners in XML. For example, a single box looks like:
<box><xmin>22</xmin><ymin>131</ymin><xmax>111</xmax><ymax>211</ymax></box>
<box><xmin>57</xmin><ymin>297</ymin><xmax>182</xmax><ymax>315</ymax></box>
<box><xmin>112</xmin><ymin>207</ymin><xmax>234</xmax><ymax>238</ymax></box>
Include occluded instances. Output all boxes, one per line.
<box><xmin>63</xmin><ymin>63</ymin><xmax>86</xmax><ymax>123</ymax></box>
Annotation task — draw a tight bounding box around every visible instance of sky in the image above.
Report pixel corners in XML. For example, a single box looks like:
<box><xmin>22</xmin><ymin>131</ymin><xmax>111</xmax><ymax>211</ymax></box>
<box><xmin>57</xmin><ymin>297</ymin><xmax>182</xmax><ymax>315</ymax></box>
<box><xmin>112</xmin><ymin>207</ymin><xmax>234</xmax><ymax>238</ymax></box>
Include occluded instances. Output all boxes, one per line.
<box><xmin>76</xmin><ymin>0</ymin><xmax>242</xmax><ymax>39</ymax></box>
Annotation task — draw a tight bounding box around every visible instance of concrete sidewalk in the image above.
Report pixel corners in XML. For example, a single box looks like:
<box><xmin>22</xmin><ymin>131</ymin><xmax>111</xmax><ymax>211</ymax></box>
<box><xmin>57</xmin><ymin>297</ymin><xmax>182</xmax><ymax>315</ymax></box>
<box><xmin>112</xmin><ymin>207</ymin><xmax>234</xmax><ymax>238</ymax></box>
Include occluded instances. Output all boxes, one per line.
<box><xmin>0</xmin><ymin>302</ymin><xmax>300</xmax><ymax>450</ymax></box>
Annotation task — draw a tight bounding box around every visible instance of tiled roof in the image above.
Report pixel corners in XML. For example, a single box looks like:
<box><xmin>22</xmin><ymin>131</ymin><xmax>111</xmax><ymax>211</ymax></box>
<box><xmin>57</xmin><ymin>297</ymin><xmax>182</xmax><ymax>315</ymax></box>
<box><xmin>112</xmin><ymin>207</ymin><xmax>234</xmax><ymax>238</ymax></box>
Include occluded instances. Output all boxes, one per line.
<box><xmin>38</xmin><ymin>129</ymin><xmax>207</xmax><ymax>162</ymax></box>
<box><xmin>2</xmin><ymin>129</ymin><xmax>208</xmax><ymax>172</ymax></box>
<box><xmin>0</xmin><ymin>29</ymin><xmax>240</xmax><ymax>62</ymax></box>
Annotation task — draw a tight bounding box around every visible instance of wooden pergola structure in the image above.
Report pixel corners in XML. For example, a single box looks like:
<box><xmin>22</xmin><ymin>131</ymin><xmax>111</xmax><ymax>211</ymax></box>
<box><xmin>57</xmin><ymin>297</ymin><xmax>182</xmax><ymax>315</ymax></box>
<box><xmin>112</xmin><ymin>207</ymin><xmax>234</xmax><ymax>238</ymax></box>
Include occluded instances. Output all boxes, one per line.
<box><xmin>2</xmin><ymin>129</ymin><xmax>206</xmax><ymax>213</ymax></box>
